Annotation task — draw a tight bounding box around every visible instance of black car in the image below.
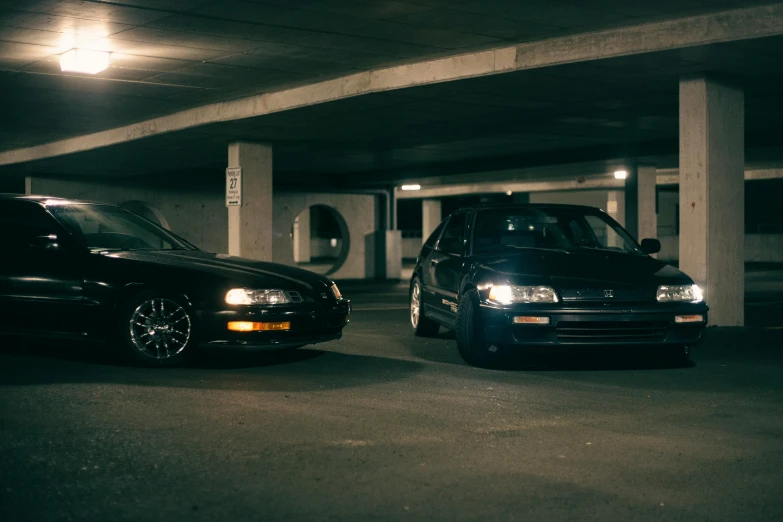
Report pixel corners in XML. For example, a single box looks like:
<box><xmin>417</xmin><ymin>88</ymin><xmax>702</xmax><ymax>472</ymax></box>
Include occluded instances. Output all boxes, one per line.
<box><xmin>409</xmin><ymin>204</ymin><xmax>708</xmax><ymax>368</ymax></box>
<box><xmin>0</xmin><ymin>195</ymin><xmax>351</xmax><ymax>366</ymax></box>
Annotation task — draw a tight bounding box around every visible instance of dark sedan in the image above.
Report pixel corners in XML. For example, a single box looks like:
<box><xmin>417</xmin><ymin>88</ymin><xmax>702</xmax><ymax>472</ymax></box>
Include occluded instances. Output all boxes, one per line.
<box><xmin>409</xmin><ymin>204</ymin><xmax>708</xmax><ymax>368</ymax></box>
<box><xmin>0</xmin><ymin>195</ymin><xmax>350</xmax><ymax>366</ymax></box>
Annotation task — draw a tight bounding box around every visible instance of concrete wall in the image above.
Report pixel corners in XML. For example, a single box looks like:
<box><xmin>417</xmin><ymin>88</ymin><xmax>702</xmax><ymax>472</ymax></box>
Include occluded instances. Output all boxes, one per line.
<box><xmin>273</xmin><ymin>193</ymin><xmax>376</xmax><ymax>280</ymax></box>
<box><xmin>403</xmin><ymin>238</ymin><xmax>421</xmax><ymax>259</ymax></box>
<box><xmin>310</xmin><ymin>238</ymin><xmax>343</xmax><ymax>258</ymax></box>
<box><xmin>658</xmin><ymin>190</ymin><xmax>678</xmax><ymax>236</ymax></box>
<box><xmin>27</xmin><ymin>177</ymin><xmax>378</xmax><ymax>280</ymax></box>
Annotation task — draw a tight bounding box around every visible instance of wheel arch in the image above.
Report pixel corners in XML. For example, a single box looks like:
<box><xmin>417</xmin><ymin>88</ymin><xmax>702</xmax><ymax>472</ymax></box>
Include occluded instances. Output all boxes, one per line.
<box><xmin>111</xmin><ymin>282</ymin><xmax>196</xmax><ymax>316</ymax></box>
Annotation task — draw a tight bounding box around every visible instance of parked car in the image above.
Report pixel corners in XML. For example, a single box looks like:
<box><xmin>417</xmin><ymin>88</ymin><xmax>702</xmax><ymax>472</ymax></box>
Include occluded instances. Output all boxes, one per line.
<box><xmin>0</xmin><ymin>195</ymin><xmax>350</xmax><ymax>366</ymax></box>
<box><xmin>409</xmin><ymin>204</ymin><xmax>708</xmax><ymax>368</ymax></box>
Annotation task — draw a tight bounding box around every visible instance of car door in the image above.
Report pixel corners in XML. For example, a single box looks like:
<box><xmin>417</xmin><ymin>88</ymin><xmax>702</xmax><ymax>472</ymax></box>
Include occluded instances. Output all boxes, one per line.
<box><xmin>0</xmin><ymin>201</ymin><xmax>86</xmax><ymax>337</ymax></box>
<box><xmin>428</xmin><ymin>212</ymin><xmax>467</xmax><ymax>325</ymax></box>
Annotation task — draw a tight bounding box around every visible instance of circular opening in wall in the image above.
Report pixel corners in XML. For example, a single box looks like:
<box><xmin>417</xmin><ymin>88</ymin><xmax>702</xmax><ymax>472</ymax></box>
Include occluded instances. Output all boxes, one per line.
<box><xmin>291</xmin><ymin>205</ymin><xmax>350</xmax><ymax>276</ymax></box>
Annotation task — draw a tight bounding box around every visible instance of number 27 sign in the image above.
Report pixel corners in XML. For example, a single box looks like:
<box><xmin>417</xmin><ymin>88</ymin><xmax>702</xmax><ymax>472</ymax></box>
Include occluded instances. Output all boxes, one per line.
<box><xmin>226</xmin><ymin>167</ymin><xmax>242</xmax><ymax>207</ymax></box>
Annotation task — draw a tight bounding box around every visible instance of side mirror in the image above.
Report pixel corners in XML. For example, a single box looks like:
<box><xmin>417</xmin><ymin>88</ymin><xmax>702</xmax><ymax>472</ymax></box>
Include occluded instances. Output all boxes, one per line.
<box><xmin>437</xmin><ymin>237</ymin><xmax>463</xmax><ymax>256</ymax></box>
<box><xmin>640</xmin><ymin>238</ymin><xmax>661</xmax><ymax>255</ymax></box>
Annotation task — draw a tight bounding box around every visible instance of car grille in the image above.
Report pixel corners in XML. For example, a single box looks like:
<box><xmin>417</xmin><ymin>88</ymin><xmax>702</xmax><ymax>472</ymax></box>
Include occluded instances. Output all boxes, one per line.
<box><xmin>555</xmin><ymin>320</ymin><xmax>668</xmax><ymax>342</ymax></box>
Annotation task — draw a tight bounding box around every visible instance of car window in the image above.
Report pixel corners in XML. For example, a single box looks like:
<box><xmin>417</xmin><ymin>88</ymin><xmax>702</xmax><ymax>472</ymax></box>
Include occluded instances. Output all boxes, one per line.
<box><xmin>472</xmin><ymin>208</ymin><xmax>566</xmax><ymax>253</ymax></box>
<box><xmin>46</xmin><ymin>203</ymin><xmax>195</xmax><ymax>252</ymax></box>
<box><xmin>423</xmin><ymin>221</ymin><xmax>447</xmax><ymax>248</ymax></box>
<box><xmin>439</xmin><ymin>214</ymin><xmax>465</xmax><ymax>243</ymax></box>
<box><xmin>436</xmin><ymin>213</ymin><xmax>466</xmax><ymax>255</ymax></box>
<box><xmin>0</xmin><ymin>201</ymin><xmax>61</xmax><ymax>248</ymax></box>
<box><xmin>472</xmin><ymin>207</ymin><xmax>641</xmax><ymax>255</ymax></box>
<box><xmin>583</xmin><ymin>215</ymin><xmax>637</xmax><ymax>253</ymax></box>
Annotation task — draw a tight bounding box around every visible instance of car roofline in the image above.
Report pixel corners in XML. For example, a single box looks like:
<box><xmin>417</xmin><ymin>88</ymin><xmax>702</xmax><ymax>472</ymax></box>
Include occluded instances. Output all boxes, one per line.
<box><xmin>450</xmin><ymin>203</ymin><xmax>606</xmax><ymax>214</ymax></box>
<box><xmin>0</xmin><ymin>194</ymin><xmax>109</xmax><ymax>206</ymax></box>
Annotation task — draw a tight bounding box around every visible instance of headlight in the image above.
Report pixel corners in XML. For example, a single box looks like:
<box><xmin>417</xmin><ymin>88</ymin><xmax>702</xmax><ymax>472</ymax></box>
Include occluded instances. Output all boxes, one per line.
<box><xmin>330</xmin><ymin>283</ymin><xmax>342</xmax><ymax>300</ymax></box>
<box><xmin>225</xmin><ymin>288</ymin><xmax>291</xmax><ymax>305</ymax></box>
<box><xmin>488</xmin><ymin>285</ymin><xmax>559</xmax><ymax>305</ymax></box>
<box><xmin>656</xmin><ymin>284</ymin><xmax>703</xmax><ymax>303</ymax></box>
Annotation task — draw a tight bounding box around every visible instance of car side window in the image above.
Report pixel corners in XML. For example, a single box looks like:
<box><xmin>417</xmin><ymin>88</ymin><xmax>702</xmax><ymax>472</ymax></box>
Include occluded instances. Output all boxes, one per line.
<box><xmin>0</xmin><ymin>201</ymin><xmax>60</xmax><ymax>248</ymax></box>
<box><xmin>423</xmin><ymin>221</ymin><xmax>447</xmax><ymax>249</ymax></box>
<box><xmin>436</xmin><ymin>213</ymin><xmax>466</xmax><ymax>255</ymax></box>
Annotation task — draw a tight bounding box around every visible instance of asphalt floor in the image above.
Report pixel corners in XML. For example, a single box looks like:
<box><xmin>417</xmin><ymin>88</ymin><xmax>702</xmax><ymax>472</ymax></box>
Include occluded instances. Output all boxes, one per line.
<box><xmin>1</xmin><ymin>268</ymin><xmax>782</xmax><ymax>522</ymax></box>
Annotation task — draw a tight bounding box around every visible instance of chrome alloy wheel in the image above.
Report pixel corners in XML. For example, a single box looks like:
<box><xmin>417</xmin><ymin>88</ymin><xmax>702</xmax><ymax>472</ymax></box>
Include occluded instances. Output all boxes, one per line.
<box><xmin>129</xmin><ymin>298</ymin><xmax>192</xmax><ymax>360</ymax></box>
<box><xmin>411</xmin><ymin>280</ymin><xmax>421</xmax><ymax>329</ymax></box>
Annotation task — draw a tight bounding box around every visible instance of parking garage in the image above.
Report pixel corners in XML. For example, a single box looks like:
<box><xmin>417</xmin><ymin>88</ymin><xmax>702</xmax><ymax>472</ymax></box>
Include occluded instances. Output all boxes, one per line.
<box><xmin>1</xmin><ymin>1</ymin><xmax>783</xmax><ymax>520</ymax></box>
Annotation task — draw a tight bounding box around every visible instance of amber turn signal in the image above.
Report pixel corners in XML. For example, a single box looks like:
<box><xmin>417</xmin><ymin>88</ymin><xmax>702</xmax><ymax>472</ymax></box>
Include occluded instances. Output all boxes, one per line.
<box><xmin>513</xmin><ymin>316</ymin><xmax>550</xmax><ymax>325</ymax></box>
<box><xmin>674</xmin><ymin>315</ymin><xmax>704</xmax><ymax>323</ymax></box>
<box><xmin>228</xmin><ymin>321</ymin><xmax>291</xmax><ymax>332</ymax></box>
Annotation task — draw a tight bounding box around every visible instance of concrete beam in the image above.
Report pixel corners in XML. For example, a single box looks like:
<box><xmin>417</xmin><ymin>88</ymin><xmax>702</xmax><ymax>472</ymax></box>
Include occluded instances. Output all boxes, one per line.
<box><xmin>657</xmin><ymin>168</ymin><xmax>783</xmax><ymax>185</ymax></box>
<box><xmin>396</xmin><ymin>176</ymin><xmax>626</xmax><ymax>199</ymax></box>
<box><xmin>2</xmin><ymin>4</ymin><xmax>783</xmax><ymax>167</ymax></box>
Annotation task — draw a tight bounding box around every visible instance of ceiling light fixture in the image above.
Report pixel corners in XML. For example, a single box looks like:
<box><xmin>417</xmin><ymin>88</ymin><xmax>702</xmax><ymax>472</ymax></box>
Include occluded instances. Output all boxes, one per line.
<box><xmin>401</xmin><ymin>184</ymin><xmax>421</xmax><ymax>191</ymax></box>
<box><xmin>614</xmin><ymin>170</ymin><xmax>628</xmax><ymax>180</ymax></box>
<box><xmin>60</xmin><ymin>49</ymin><xmax>110</xmax><ymax>74</ymax></box>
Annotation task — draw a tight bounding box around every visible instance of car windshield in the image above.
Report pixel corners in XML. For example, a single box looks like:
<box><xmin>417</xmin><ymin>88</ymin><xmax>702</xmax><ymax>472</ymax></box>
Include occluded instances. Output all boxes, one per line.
<box><xmin>47</xmin><ymin>203</ymin><xmax>196</xmax><ymax>252</ymax></box>
<box><xmin>472</xmin><ymin>207</ymin><xmax>643</xmax><ymax>255</ymax></box>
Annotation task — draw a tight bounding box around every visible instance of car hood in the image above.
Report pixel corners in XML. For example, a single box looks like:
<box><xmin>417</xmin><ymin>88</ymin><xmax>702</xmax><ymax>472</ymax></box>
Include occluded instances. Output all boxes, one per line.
<box><xmin>476</xmin><ymin>248</ymin><xmax>692</xmax><ymax>299</ymax></box>
<box><xmin>102</xmin><ymin>250</ymin><xmax>333</xmax><ymax>292</ymax></box>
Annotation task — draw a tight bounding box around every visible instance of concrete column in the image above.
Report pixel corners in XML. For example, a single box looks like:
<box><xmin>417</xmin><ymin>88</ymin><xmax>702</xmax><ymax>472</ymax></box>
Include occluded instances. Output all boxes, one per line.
<box><xmin>388</xmin><ymin>188</ymin><xmax>397</xmax><ymax>231</ymax></box>
<box><xmin>422</xmin><ymin>199</ymin><xmax>441</xmax><ymax>244</ymax></box>
<box><xmin>227</xmin><ymin>142</ymin><xmax>273</xmax><ymax>260</ymax></box>
<box><xmin>637</xmin><ymin>164</ymin><xmax>658</xmax><ymax>241</ymax></box>
<box><xmin>606</xmin><ymin>191</ymin><xmax>625</xmax><ymax>248</ymax></box>
<box><xmin>679</xmin><ymin>77</ymin><xmax>744</xmax><ymax>326</ymax></box>
<box><xmin>624</xmin><ymin>166</ymin><xmax>639</xmax><ymax>239</ymax></box>
<box><xmin>607</xmin><ymin>191</ymin><xmax>625</xmax><ymax>226</ymax></box>
<box><xmin>292</xmin><ymin>209</ymin><xmax>310</xmax><ymax>264</ymax></box>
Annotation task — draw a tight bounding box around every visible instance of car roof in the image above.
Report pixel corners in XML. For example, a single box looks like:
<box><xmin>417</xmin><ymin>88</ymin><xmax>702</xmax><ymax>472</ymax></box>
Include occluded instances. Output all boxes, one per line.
<box><xmin>0</xmin><ymin>194</ymin><xmax>105</xmax><ymax>205</ymax></box>
<box><xmin>452</xmin><ymin>203</ymin><xmax>605</xmax><ymax>213</ymax></box>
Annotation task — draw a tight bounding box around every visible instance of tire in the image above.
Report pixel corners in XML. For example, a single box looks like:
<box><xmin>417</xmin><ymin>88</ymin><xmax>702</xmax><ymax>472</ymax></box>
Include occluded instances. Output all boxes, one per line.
<box><xmin>410</xmin><ymin>276</ymin><xmax>440</xmax><ymax>337</ymax></box>
<box><xmin>456</xmin><ymin>288</ymin><xmax>501</xmax><ymax>368</ymax></box>
<box><xmin>118</xmin><ymin>291</ymin><xmax>195</xmax><ymax>367</ymax></box>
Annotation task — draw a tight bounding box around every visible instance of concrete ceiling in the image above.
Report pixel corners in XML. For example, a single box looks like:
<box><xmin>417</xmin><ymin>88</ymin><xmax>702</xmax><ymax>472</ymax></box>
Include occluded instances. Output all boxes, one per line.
<box><xmin>1</xmin><ymin>0</ymin><xmax>783</xmax><ymax>188</ymax></box>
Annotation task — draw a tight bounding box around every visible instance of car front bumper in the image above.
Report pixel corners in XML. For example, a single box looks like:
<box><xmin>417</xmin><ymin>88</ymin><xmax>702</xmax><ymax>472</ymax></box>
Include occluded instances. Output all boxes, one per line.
<box><xmin>481</xmin><ymin>301</ymin><xmax>708</xmax><ymax>347</ymax></box>
<box><xmin>196</xmin><ymin>299</ymin><xmax>351</xmax><ymax>349</ymax></box>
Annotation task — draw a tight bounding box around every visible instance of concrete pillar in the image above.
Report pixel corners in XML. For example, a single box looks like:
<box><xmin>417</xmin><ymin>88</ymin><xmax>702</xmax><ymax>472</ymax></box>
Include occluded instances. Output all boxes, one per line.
<box><xmin>292</xmin><ymin>209</ymin><xmax>310</xmax><ymax>264</ymax></box>
<box><xmin>624</xmin><ymin>166</ymin><xmax>639</xmax><ymax>239</ymax></box>
<box><xmin>607</xmin><ymin>191</ymin><xmax>625</xmax><ymax>226</ymax></box>
<box><xmin>606</xmin><ymin>191</ymin><xmax>625</xmax><ymax>248</ymax></box>
<box><xmin>679</xmin><ymin>77</ymin><xmax>744</xmax><ymax>326</ymax></box>
<box><xmin>388</xmin><ymin>188</ymin><xmax>397</xmax><ymax>231</ymax></box>
<box><xmin>227</xmin><ymin>142</ymin><xmax>273</xmax><ymax>260</ymax></box>
<box><xmin>422</xmin><ymin>199</ymin><xmax>441</xmax><ymax>244</ymax></box>
<box><xmin>637</xmin><ymin>164</ymin><xmax>658</xmax><ymax>241</ymax></box>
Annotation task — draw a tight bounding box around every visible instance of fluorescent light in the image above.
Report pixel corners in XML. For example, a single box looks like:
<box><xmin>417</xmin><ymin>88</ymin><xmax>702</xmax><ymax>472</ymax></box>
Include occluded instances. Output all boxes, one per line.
<box><xmin>614</xmin><ymin>170</ymin><xmax>628</xmax><ymax>180</ymax></box>
<box><xmin>401</xmin><ymin>184</ymin><xmax>421</xmax><ymax>191</ymax></box>
<box><xmin>506</xmin><ymin>190</ymin><xmax>513</xmax><ymax>196</ymax></box>
<box><xmin>60</xmin><ymin>49</ymin><xmax>110</xmax><ymax>74</ymax></box>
